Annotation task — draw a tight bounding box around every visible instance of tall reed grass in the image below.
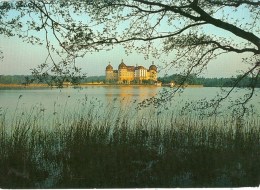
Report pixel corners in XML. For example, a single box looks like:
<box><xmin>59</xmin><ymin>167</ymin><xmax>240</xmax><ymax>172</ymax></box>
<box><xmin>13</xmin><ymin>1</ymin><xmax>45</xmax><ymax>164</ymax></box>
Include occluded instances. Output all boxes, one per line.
<box><xmin>0</xmin><ymin>104</ymin><xmax>260</xmax><ymax>188</ymax></box>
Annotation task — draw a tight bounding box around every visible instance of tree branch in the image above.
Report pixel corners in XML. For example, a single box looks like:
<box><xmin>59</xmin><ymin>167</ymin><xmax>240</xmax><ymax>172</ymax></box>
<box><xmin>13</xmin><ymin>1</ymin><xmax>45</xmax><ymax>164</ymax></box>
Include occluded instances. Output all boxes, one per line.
<box><xmin>191</xmin><ymin>39</ymin><xmax>259</xmax><ymax>54</ymax></box>
<box><xmin>133</xmin><ymin>0</ymin><xmax>202</xmax><ymax>21</ymax></box>
<box><xmin>191</xmin><ymin>3</ymin><xmax>260</xmax><ymax>51</ymax></box>
<box><xmin>75</xmin><ymin>22</ymin><xmax>206</xmax><ymax>49</ymax></box>
<box><xmin>206</xmin><ymin>0</ymin><xmax>260</xmax><ymax>7</ymax></box>
<box><xmin>131</xmin><ymin>0</ymin><xmax>260</xmax><ymax>51</ymax></box>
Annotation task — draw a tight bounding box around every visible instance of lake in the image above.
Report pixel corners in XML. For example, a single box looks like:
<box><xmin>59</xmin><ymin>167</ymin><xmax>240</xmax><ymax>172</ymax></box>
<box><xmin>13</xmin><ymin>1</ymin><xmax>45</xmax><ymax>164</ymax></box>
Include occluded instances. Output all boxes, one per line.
<box><xmin>0</xmin><ymin>86</ymin><xmax>259</xmax><ymax>126</ymax></box>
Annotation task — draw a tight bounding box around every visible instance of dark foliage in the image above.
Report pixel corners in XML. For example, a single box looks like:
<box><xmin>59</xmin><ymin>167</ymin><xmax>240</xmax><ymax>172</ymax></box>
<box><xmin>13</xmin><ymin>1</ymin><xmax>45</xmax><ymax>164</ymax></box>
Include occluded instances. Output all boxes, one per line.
<box><xmin>1</xmin><ymin>113</ymin><xmax>260</xmax><ymax>188</ymax></box>
<box><xmin>158</xmin><ymin>74</ymin><xmax>260</xmax><ymax>87</ymax></box>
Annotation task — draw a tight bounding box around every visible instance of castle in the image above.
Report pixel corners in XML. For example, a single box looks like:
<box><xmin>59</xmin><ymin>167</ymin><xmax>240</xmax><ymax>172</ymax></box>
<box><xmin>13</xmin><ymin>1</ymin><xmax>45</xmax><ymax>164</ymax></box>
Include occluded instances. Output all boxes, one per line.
<box><xmin>105</xmin><ymin>60</ymin><xmax>157</xmax><ymax>84</ymax></box>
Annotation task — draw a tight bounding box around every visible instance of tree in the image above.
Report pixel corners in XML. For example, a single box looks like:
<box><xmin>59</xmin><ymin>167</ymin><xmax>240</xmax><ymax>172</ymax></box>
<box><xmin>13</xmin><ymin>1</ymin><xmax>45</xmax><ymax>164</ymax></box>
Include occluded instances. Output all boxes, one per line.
<box><xmin>0</xmin><ymin>0</ymin><xmax>259</xmax><ymax>116</ymax></box>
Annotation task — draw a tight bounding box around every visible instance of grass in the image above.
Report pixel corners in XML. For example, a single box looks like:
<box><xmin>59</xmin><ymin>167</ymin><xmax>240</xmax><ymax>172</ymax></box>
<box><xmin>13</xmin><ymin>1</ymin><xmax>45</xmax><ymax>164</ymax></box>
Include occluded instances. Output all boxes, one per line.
<box><xmin>0</xmin><ymin>104</ymin><xmax>260</xmax><ymax>188</ymax></box>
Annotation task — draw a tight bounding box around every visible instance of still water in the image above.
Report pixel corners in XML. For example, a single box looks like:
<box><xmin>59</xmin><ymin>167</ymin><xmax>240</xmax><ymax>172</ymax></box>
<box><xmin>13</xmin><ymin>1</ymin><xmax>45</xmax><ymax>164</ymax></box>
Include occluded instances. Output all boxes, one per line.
<box><xmin>0</xmin><ymin>86</ymin><xmax>259</xmax><ymax>123</ymax></box>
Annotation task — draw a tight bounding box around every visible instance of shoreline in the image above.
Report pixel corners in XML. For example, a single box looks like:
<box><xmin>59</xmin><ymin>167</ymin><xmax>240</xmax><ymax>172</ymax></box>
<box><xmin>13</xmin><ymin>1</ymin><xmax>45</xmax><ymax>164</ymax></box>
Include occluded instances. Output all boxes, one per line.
<box><xmin>0</xmin><ymin>83</ymin><xmax>204</xmax><ymax>88</ymax></box>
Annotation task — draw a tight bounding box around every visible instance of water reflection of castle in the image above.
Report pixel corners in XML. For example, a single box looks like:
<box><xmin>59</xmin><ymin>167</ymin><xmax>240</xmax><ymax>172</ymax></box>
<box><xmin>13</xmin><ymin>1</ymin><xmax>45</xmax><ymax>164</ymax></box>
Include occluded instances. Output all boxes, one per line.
<box><xmin>105</xmin><ymin>60</ymin><xmax>157</xmax><ymax>84</ymax></box>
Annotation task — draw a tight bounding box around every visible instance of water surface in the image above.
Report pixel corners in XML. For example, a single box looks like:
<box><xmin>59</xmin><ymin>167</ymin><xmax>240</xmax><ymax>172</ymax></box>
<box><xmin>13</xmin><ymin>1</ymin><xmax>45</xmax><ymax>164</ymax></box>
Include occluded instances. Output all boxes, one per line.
<box><xmin>0</xmin><ymin>86</ymin><xmax>259</xmax><ymax>124</ymax></box>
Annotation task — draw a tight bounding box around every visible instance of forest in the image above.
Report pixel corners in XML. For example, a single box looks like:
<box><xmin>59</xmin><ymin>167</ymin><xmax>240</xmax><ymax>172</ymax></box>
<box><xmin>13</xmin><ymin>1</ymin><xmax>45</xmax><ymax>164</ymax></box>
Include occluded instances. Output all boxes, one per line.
<box><xmin>0</xmin><ymin>74</ymin><xmax>259</xmax><ymax>88</ymax></box>
<box><xmin>158</xmin><ymin>74</ymin><xmax>260</xmax><ymax>88</ymax></box>
<box><xmin>0</xmin><ymin>75</ymin><xmax>105</xmax><ymax>86</ymax></box>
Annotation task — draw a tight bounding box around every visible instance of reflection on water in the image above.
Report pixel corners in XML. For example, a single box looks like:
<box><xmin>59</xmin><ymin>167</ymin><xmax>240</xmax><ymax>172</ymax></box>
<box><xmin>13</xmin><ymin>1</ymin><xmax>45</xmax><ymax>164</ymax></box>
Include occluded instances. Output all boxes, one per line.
<box><xmin>105</xmin><ymin>86</ymin><xmax>157</xmax><ymax>99</ymax></box>
<box><xmin>104</xmin><ymin>86</ymin><xmax>158</xmax><ymax>110</ymax></box>
<box><xmin>0</xmin><ymin>86</ymin><xmax>159</xmax><ymax>113</ymax></box>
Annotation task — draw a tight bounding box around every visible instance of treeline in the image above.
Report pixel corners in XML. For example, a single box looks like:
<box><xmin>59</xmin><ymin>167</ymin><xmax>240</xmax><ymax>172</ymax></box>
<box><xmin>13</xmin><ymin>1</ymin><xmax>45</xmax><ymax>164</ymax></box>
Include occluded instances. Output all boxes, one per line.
<box><xmin>0</xmin><ymin>75</ymin><xmax>106</xmax><ymax>85</ymax></box>
<box><xmin>158</xmin><ymin>74</ymin><xmax>260</xmax><ymax>88</ymax></box>
<box><xmin>82</xmin><ymin>76</ymin><xmax>106</xmax><ymax>83</ymax></box>
<box><xmin>0</xmin><ymin>74</ymin><xmax>259</xmax><ymax>88</ymax></box>
<box><xmin>0</xmin><ymin>75</ymin><xmax>31</xmax><ymax>84</ymax></box>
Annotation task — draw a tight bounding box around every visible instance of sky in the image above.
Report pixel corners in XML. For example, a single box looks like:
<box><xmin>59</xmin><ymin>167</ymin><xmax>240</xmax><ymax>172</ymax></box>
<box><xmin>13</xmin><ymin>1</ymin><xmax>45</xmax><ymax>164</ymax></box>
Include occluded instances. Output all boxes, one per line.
<box><xmin>0</xmin><ymin>1</ymin><xmax>256</xmax><ymax>78</ymax></box>
<box><xmin>0</xmin><ymin>34</ymin><xmax>251</xmax><ymax>78</ymax></box>
<box><xmin>0</xmin><ymin>35</ymin><xmax>157</xmax><ymax>76</ymax></box>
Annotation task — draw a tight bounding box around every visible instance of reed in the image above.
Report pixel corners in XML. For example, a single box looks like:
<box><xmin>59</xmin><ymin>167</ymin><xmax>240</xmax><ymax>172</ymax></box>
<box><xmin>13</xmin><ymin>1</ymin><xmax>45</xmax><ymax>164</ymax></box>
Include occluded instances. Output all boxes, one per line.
<box><xmin>0</xmin><ymin>106</ymin><xmax>260</xmax><ymax>188</ymax></box>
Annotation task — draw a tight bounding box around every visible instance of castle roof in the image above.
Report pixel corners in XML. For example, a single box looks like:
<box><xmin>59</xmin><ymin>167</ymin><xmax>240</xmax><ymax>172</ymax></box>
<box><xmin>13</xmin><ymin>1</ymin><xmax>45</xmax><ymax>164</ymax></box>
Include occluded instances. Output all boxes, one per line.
<box><xmin>127</xmin><ymin>66</ymin><xmax>135</xmax><ymax>71</ymax></box>
<box><xmin>118</xmin><ymin>59</ymin><xmax>127</xmax><ymax>69</ymax></box>
<box><xmin>135</xmin><ymin>66</ymin><xmax>145</xmax><ymax>70</ymax></box>
<box><xmin>106</xmin><ymin>63</ymin><xmax>113</xmax><ymax>71</ymax></box>
<box><xmin>149</xmin><ymin>64</ymin><xmax>157</xmax><ymax>71</ymax></box>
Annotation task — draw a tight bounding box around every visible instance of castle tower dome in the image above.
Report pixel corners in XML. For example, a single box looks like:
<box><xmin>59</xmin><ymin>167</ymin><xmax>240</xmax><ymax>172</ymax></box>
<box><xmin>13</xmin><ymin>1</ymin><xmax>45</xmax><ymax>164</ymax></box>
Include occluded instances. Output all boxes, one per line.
<box><xmin>118</xmin><ymin>59</ymin><xmax>127</xmax><ymax>69</ymax></box>
<box><xmin>106</xmin><ymin>62</ymin><xmax>113</xmax><ymax>71</ymax></box>
<box><xmin>149</xmin><ymin>62</ymin><xmax>157</xmax><ymax>72</ymax></box>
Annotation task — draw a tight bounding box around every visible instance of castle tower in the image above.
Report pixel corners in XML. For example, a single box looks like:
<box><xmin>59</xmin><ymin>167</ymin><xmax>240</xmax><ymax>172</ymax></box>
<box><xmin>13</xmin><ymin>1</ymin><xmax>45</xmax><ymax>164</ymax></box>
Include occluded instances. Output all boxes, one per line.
<box><xmin>105</xmin><ymin>62</ymin><xmax>114</xmax><ymax>81</ymax></box>
<box><xmin>148</xmin><ymin>62</ymin><xmax>157</xmax><ymax>81</ymax></box>
<box><xmin>118</xmin><ymin>59</ymin><xmax>127</xmax><ymax>83</ymax></box>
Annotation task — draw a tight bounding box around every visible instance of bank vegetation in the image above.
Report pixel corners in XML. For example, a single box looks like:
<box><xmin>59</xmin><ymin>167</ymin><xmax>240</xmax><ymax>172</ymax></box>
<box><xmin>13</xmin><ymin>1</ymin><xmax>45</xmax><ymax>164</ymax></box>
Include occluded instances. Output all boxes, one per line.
<box><xmin>0</xmin><ymin>105</ymin><xmax>260</xmax><ymax>188</ymax></box>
